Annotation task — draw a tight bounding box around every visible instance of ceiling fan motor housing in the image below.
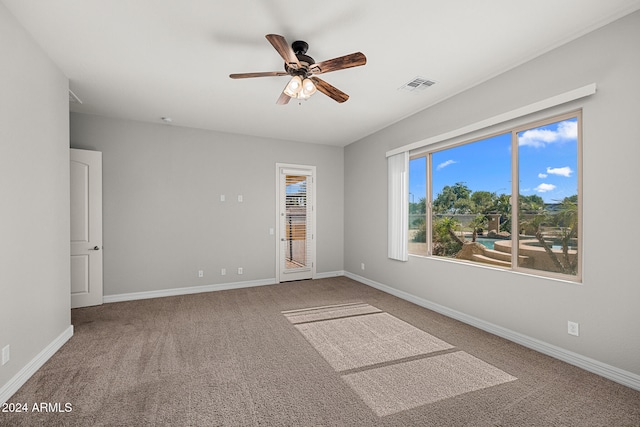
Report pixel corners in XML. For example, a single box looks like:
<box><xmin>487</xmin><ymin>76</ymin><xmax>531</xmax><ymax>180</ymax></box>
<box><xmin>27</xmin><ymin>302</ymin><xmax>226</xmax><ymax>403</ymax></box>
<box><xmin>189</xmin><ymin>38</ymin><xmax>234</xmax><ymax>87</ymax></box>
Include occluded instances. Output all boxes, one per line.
<box><xmin>285</xmin><ymin>40</ymin><xmax>315</xmax><ymax>77</ymax></box>
<box><xmin>291</xmin><ymin>40</ymin><xmax>308</xmax><ymax>54</ymax></box>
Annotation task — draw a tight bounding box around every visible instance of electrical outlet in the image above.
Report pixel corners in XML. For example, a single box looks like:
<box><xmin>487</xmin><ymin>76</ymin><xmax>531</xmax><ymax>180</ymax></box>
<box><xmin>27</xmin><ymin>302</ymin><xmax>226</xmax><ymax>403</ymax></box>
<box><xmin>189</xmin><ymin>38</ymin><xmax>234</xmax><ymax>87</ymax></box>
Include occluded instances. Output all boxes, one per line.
<box><xmin>198</xmin><ymin>270</ymin><xmax>204</xmax><ymax>278</ymax></box>
<box><xmin>568</xmin><ymin>321</ymin><xmax>580</xmax><ymax>336</ymax></box>
<box><xmin>221</xmin><ymin>268</ymin><xmax>226</xmax><ymax>276</ymax></box>
<box><xmin>361</xmin><ymin>263</ymin><xmax>365</xmax><ymax>270</ymax></box>
<box><xmin>2</xmin><ymin>345</ymin><xmax>9</xmax><ymax>365</ymax></box>
<box><xmin>237</xmin><ymin>267</ymin><xmax>243</xmax><ymax>275</ymax></box>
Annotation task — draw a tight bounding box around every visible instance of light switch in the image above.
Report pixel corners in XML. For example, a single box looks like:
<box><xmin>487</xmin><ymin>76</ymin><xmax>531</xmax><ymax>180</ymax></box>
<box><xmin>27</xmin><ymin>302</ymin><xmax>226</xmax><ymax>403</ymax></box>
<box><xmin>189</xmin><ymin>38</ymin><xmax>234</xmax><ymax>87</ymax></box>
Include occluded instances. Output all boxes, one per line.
<box><xmin>220</xmin><ymin>195</ymin><xmax>225</xmax><ymax>202</ymax></box>
<box><xmin>237</xmin><ymin>195</ymin><xmax>243</xmax><ymax>202</ymax></box>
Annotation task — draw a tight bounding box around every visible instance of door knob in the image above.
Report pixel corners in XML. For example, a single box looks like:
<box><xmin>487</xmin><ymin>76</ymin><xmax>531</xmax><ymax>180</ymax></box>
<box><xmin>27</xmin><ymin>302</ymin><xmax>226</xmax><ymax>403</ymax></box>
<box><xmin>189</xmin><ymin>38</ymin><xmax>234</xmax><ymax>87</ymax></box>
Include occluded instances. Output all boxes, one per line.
<box><xmin>90</xmin><ymin>246</ymin><xmax>100</xmax><ymax>250</ymax></box>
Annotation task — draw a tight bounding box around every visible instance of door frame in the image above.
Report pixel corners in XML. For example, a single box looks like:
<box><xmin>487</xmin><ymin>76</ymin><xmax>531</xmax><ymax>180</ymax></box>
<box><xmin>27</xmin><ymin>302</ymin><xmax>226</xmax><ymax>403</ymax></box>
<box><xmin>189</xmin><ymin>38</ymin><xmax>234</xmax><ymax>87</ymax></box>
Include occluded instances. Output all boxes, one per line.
<box><xmin>275</xmin><ymin>163</ymin><xmax>316</xmax><ymax>283</ymax></box>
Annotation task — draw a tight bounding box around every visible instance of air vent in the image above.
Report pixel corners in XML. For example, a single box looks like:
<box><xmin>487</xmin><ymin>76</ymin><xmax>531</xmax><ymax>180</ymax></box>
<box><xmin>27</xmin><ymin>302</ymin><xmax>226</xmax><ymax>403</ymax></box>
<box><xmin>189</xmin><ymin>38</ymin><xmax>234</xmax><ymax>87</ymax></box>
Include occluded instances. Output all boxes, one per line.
<box><xmin>398</xmin><ymin>76</ymin><xmax>436</xmax><ymax>93</ymax></box>
<box><xmin>68</xmin><ymin>89</ymin><xmax>83</xmax><ymax>104</ymax></box>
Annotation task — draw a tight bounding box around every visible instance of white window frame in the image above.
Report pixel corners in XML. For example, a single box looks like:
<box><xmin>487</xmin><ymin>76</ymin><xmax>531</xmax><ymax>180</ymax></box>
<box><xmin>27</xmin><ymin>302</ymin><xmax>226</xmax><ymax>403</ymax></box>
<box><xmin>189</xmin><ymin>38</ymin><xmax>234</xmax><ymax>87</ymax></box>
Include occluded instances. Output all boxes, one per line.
<box><xmin>408</xmin><ymin>111</ymin><xmax>582</xmax><ymax>282</ymax></box>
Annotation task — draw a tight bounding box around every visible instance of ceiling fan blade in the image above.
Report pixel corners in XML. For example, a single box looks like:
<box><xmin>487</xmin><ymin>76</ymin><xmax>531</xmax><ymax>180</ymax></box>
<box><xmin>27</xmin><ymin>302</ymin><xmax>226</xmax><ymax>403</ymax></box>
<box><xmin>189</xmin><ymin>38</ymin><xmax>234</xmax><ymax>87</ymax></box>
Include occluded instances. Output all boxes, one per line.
<box><xmin>276</xmin><ymin>91</ymin><xmax>291</xmax><ymax>105</ymax></box>
<box><xmin>309</xmin><ymin>52</ymin><xmax>366</xmax><ymax>74</ymax></box>
<box><xmin>229</xmin><ymin>71</ymin><xmax>288</xmax><ymax>79</ymax></box>
<box><xmin>309</xmin><ymin>77</ymin><xmax>349</xmax><ymax>103</ymax></box>
<box><xmin>265</xmin><ymin>34</ymin><xmax>301</xmax><ymax>70</ymax></box>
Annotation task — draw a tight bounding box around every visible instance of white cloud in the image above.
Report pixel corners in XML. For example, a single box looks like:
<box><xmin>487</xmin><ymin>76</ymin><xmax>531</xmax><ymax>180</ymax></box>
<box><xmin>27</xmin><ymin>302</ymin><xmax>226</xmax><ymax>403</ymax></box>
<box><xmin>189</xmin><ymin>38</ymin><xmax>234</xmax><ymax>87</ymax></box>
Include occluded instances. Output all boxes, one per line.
<box><xmin>518</xmin><ymin>120</ymin><xmax>577</xmax><ymax>148</ymax></box>
<box><xmin>436</xmin><ymin>160</ymin><xmax>456</xmax><ymax>170</ymax></box>
<box><xmin>558</xmin><ymin>120</ymin><xmax>578</xmax><ymax>139</ymax></box>
<box><xmin>535</xmin><ymin>183</ymin><xmax>556</xmax><ymax>193</ymax></box>
<box><xmin>546</xmin><ymin>166</ymin><xmax>573</xmax><ymax>177</ymax></box>
<box><xmin>538</xmin><ymin>173</ymin><xmax>548</xmax><ymax>178</ymax></box>
<box><xmin>518</xmin><ymin>129</ymin><xmax>557</xmax><ymax>148</ymax></box>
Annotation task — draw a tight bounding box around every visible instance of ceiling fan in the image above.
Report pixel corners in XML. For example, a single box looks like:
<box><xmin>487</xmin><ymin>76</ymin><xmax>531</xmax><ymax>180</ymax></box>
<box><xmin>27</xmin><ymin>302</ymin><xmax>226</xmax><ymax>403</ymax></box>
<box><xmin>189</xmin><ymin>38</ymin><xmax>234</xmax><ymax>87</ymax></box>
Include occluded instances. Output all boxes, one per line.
<box><xmin>229</xmin><ymin>34</ymin><xmax>366</xmax><ymax>104</ymax></box>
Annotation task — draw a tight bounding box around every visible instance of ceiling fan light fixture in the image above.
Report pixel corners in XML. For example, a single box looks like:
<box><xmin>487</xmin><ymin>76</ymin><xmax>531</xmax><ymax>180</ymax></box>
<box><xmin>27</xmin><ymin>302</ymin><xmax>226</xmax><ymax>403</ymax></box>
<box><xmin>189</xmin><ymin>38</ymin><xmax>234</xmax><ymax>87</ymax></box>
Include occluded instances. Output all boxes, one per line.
<box><xmin>284</xmin><ymin>75</ymin><xmax>303</xmax><ymax>97</ymax></box>
<box><xmin>299</xmin><ymin>78</ymin><xmax>317</xmax><ymax>99</ymax></box>
<box><xmin>233</xmin><ymin>34</ymin><xmax>366</xmax><ymax>104</ymax></box>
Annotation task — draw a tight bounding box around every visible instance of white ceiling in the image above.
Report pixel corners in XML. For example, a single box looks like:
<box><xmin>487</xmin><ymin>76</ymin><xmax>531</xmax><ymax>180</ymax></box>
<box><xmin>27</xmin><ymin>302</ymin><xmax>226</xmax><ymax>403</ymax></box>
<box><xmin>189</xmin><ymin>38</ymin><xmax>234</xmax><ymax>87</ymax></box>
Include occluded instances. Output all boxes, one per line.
<box><xmin>4</xmin><ymin>0</ymin><xmax>640</xmax><ymax>146</ymax></box>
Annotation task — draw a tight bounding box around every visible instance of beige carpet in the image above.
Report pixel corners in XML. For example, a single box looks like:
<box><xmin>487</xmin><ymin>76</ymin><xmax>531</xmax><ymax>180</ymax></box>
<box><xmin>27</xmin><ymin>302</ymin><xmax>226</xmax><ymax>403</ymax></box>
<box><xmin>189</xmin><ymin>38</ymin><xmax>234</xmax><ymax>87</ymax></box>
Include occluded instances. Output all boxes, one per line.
<box><xmin>282</xmin><ymin>302</ymin><xmax>383</xmax><ymax>324</ymax></box>
<box><xmin>2</xmin><ymin>276</ymin><xmax>639</xmax><ymax>426</ymax></box>
<box><xmin>285</xmin><ymin>303</ymin><xmax>516</xmax><ymax>416</ymax></box>
<box><xmin>343</xmin><ymin>351</ymin><xmax>517</xmax><ymax>416</ymax></box>
<box><xmin>291</xmin><ymin>310</ymin><xmax>454</xmax><ymax>371</ymax></box>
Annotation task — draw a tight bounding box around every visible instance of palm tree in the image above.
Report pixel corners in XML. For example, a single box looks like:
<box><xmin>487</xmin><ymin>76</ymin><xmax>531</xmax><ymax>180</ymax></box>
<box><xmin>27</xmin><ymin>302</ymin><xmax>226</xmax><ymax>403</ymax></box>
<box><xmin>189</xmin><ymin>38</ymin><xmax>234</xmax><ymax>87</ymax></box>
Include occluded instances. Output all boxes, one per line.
<box><xmin>530</xmin><ymin>196</ymin><xmax>578</xmax><ymax>275</ymax></box>
<box><xmin>491</xmin><ymin>194</ymin><xmax>512</xmax><ymax>233</ymax></box>
<box><xmin>469</xmin><ymin>214</ymin><xmax>489</xmax><ymax>241</ymax></box>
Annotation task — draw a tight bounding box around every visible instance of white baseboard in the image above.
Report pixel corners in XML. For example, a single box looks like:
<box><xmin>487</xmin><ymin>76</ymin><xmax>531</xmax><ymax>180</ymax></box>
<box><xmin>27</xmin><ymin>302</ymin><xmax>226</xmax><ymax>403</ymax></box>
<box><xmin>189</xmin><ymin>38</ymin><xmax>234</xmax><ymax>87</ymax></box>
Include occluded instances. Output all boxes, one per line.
<box><xmin>344</xmin><ymin>271</ymin><xmax>640</xmax><ymax>391</ymax></box>
<box><xmin>104</xmin><ymin>272</ymin><xmax>349</xmax><ymax>303</ymax></box>
<box><xmin>315</xmin><ymin>270</ymin><xmax>346</xmax><ymax>279</ymax></box>
<box><xmin>0</xmin><ymin>325</ymin><xmax>74</xmax><ymax>404</ymax></box>
<box><xmin>103</xmin><ymin>278</ymin><xmax>277</xmax><ymax>303</ymax></box>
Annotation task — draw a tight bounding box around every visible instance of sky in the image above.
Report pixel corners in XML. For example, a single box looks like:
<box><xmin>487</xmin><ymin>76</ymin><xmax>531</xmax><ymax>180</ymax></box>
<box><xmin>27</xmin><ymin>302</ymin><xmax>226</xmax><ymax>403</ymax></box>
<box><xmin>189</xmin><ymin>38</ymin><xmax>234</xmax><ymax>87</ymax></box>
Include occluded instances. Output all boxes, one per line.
<box><xmin>409</xmin><ymin>118</ymin><xmax>578</xmax><ymax>204</ymax></box>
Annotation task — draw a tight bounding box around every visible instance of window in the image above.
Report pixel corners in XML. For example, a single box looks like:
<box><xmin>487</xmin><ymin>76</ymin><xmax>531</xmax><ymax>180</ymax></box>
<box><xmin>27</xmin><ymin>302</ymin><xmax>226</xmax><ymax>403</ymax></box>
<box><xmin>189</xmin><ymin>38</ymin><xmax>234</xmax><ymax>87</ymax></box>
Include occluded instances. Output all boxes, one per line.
<box><xmin>408</xmin><ymin>156</ymin><xmax>427</xmax><ymax>256</ymax></box>
<box><xmin>408</xmin><ymin>112</ymin><xmax>581</xmax><ymax>281</ymax></box>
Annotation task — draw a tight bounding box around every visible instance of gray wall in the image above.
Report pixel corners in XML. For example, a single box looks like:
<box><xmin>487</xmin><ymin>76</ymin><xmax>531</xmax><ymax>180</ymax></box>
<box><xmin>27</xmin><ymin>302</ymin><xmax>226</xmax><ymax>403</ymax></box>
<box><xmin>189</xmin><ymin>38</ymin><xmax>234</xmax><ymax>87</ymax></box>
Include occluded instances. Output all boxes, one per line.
<box><xmin>0</xmin><ymin>4</ymin><xmax>71</xmax><ymax>388</ymax></box>
<box><xmin>70</xmin><ymin>114</ymin><xmax>344</xmax><ymax>296</ymax></box>
<box><xmin>345</xmin><ymin>11</ymin><xmax>640</xmax><ymax>375</ymax></box>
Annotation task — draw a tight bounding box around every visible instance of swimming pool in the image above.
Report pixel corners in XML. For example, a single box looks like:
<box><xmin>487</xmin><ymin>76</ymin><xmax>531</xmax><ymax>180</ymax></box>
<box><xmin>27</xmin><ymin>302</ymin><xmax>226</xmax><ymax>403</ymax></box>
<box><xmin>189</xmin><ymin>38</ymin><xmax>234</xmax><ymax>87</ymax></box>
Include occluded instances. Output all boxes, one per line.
<box><xmin>475</xmin><ymin>237</ymin><xmax>498</xmax><ymax>250</ymax></box>
<box><xmin>474</xmin><ymin>237</ymin><xmax>575</xmax><ymax>251</ymax></box>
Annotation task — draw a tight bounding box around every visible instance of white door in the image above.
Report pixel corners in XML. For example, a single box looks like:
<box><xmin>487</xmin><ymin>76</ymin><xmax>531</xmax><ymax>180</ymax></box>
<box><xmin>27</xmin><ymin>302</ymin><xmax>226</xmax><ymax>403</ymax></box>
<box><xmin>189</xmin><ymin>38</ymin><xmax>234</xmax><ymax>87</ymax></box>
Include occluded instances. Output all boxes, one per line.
<box><xmin>277</xmin><ymin>164</ymin><xmax>316</xmax><ymax>282</ymax></box>
<box><xmin>70</xmin><ymin>149</ymin><xmax>103</xmax><ymax>308</ymax></box>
